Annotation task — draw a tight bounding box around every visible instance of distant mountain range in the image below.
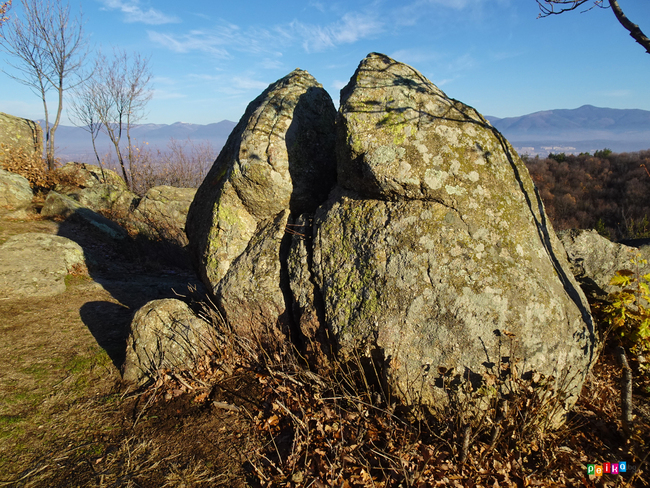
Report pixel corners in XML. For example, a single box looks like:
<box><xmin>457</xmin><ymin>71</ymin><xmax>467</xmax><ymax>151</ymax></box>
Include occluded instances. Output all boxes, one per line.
<box><xmin>50</xmin><ymin>105</ymin><xmax>650</xmax><ymax>162</ymax></box>
<box><xmin>486</xmin><ymin>105</ymin><xmax>650</xmax><ymax>156</ymax></box>
<box><xmin>51</xmin><ymin>120</ymin><xmax>238</xmax><ymax>163</ymax></box>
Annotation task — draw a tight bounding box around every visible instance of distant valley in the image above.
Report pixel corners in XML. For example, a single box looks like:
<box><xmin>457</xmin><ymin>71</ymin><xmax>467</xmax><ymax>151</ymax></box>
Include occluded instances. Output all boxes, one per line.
<box><xmin>487</xmin><ymin>105</ymin><xmax>650</xmax><ymax>157</ymax></box>
<box><xmin>50</xmin><ymin>105</ymin><xmax>650</xmax><ymax>163</ymax></box>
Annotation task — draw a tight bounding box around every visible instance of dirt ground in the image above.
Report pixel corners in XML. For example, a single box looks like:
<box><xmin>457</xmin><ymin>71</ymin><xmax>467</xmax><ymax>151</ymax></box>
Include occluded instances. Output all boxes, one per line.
<box><xmin>0</xmin><ymin>214</ymin><xmax>260</xmax><ymax>487</ymax></box>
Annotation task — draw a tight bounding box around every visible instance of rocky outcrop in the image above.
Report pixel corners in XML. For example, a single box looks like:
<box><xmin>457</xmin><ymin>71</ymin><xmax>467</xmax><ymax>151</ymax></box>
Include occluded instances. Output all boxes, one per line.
<box><xmin>53</xmin><ymin>162</ymin><xmax>137</xmax><ymax>216</ymax></box>
<box><xmin>186</xmin><ymin>69</ymin><xmax>337</xmax><ymax>355</ymax></box>
<box><xmin>54</xmin><ymin>162</ymin><xmax>127</xmax><ymax>191</ymax></box>
<box><xmin>41</xmin><ymin>191</ymin><xmax>128</xmax><ymax>241</ymax></box>
<box><xmin>302</xmin><ymin>53</ymin><xmax>596</xmax><ymax>414</ymax></box>
<box><xmin>0</xmin><ymin>112</ymin><xmax>43</xmax><ymax>169</ymax></box>
<box><xmin>0</xmin><ymin>233</ymin><xmax>86</xmax><ymax>298</ymax></box>
<box><xmin>0</xmin><ymin>169</ymin><xmax>33</xmax><ymax>218</ymax></box>
<box><xmin>559</xmin><ymin>229</ymin><xmax>650</xmax><ymax>297</ymax></box>
<box><xmin>133</xmin><ymin>185</ymin><xmax>196</xmax><ymax>245</ymax></box>
<box><xmin>186</xmin><ymin>53</ymin><xmax>597</xmax><ymax>419</ymax></box>
<box><xmin>122</xmin><ymin>299</ymin><xmax>215</xmax><ymax>384</ymax></box>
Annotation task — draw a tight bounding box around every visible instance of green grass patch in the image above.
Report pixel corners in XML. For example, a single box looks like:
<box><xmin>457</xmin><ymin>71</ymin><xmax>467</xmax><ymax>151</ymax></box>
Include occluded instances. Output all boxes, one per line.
<box><xmin>0</xmin><ymin>414</ymin><xmax>22</xmax><ymax>426</ymax></box>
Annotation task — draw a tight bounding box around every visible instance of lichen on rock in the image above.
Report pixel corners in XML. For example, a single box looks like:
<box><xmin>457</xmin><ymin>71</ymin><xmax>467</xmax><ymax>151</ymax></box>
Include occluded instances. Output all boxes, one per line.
<box><xmin>312</xmin><ymin>53</ymin><xmax>597</xmax><ymax>418</ymax></box>
<box><xmin>186</xmin><ymin>68</ymin><xmax>337</xmax><ymax>355</ymax></box>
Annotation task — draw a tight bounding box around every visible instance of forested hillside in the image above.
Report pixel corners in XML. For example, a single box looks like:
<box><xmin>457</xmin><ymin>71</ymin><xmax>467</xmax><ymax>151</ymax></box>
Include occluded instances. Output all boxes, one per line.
<box><xmin>524</xmin><ymin>149</ymin><xmax>650</xmax><ymax>240</ymax></box>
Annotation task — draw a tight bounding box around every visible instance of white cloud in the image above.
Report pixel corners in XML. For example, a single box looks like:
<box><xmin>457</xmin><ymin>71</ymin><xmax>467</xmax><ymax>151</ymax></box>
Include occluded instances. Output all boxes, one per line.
<box><xmin>99</xmin><ymin>0</ymin><xmax>180</xmax><ymax>25</ymax></box>
<box><xmin>332</xmin><ymin>80</ymin><xmax>348</xmax><ymax>90</ymax></box>
<box><xmin>148</xmin><ymin>23</ymin><xmax>287</xmax><ymax>59</ymax></box>
<box><xmin>147</xmin><ymin>30</ymin><xmax>231</xmax><ymax>57</ymax></box>
<box><xmin>600</xmin><ymin>89</ymin><xmax>633</xmax><ymax>98</ymax></box>
<box><xmin>152</xmin><ymin>89</ymin><xmax>187</xmax><ymax>100</ymax></box>
<box><xmin>292</xmin><ymin>12</ymin><xmax>384</xmax><ymax>52</ymax></box>
<box><xmin>231</xmin><ymin>76</ymin><xmax>270</xmax><ymax>91</ymax></box>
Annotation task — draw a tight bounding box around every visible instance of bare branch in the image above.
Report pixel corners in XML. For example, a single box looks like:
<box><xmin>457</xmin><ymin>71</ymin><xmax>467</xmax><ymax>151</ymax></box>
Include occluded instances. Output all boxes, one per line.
<box><xmin>80</xmin><ymin>50</ymin><xmax>153</xmax><ymax>189</ymax></box>
<box><xmin>536</xmin><ymin>0</ymin><xmax>650</xmax><ymax>56</ymax></box>
<box><xmin>608</xmin><ymin>0</ymin><xmax>650</xmax><ymax>55</ymax></box>
<box><xmin>536</xmin><ymin>0</ymin><xmax>603</xmax><ymax>17</ymax></box>
<box><xmin>0</xmin><ymin>0</ymin><xmax>89</xmax><ymax>170</ymax></box>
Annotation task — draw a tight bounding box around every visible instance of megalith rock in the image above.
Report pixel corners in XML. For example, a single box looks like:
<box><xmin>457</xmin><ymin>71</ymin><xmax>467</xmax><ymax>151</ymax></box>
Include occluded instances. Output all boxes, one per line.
<box><xmin>186</xmin><ymin>69</ymin><xmax>337</xmax><ymax>355</ymax></box>
<box><xmin>306</xmin><ymin>53</ymin><xmax>596</xmax><ymax>415</ymax></box>
<box><xmin>0</xmin><ymin>169</ymin><xmax>33</xmax><ymax>218</ymax></box>
<box><xmin>0</xmin><ymin>112</ymin><xmax>43</xmax><ymax>169</ymax></box>
<box><xmin>558</xmin><ymin>229</ymin><xmax>650</xmax><ymax>298</ymax></box>
<box><xmin>133</xmin><ymin>185</ymin><xmax>196</xmax><ymax>245</ymax></box>
<box><xmin>0</xmin><ymin>233</ymin><xmax>86</xmax><ymax>298</ymax></box>
<box><xmin>123</xmin><ymin>299</ymin><xmax>215</xmax><ymax>384</ymax></box>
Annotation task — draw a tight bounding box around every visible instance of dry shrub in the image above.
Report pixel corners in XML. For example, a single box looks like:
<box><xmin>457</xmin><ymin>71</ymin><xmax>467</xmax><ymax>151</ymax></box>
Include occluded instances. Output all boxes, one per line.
<box><xmin>0</xmin><ymin>142</ymin><xmax>52</xmax><ymax>189</ymax></box>
<box><xmin>100</xmin><ymin>138</ymin><xmax>215</xmax><ymax>196</ymax></box>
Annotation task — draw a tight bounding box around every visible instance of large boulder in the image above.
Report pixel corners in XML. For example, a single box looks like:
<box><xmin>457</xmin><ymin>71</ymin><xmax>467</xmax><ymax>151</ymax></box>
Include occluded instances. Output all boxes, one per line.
<box><xmin>304</xmin><ymin>53</ymin><xmax>596</xmax><ymax>414</ymax></box>
<box><xmin>0</xmin><ymin>233</ymin><xmax>86</xmax><ymax>298</ymax></box>
<box><xmin>122</xmin><ymin>299</ymin><xmax>215</xmax><ymax>384</ymax></box>
<box><xmin>186</xmin><ymin>69</ymin><xmax>337</xmax><ymax>355</ymax></box>
<box><xmin>0</xmin><ymin>169</ymin><xmax>33</xmax><ymax>218</ymax></box>
<box><xmin>185</xmin><ymin>53</ymin><xmax>597</xmax><ymax>420</ymax></box>
<box><xmin>0</xmin><ymin>112</ymin><xmax>43</xmax><ymax>169</ymax></box>
<box><xmin>558</xmin><ymin>229</ymin><xmax>650</xmax><ymax>298</ymax></box>
<box><xmin>133</xmin><ymin>185</ymin><xmax>196</xmax><ymax>245</ymax></box>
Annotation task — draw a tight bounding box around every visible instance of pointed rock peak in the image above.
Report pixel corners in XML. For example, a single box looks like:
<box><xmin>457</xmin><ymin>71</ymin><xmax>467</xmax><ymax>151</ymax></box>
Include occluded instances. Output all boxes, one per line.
<box><xmin>272</xmin><ymin>68</ymin><xmax>323</xmax><ymax>91</ymax></box>
<box><xmin>340</xmin><ymin>52</ymin><xmax>445</xmax><ymax>106</ymax></box>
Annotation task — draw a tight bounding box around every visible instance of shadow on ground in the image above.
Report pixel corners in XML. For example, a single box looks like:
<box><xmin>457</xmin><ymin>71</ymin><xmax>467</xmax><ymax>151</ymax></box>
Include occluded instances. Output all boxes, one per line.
<box><xmin>56</xmin><ymin>216</ymin><xmax>206</xmax><ymax>370</ymax></box>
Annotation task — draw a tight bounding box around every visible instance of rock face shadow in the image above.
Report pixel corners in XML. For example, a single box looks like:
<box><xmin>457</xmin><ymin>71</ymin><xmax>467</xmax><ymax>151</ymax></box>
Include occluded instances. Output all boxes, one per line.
<box><xmin>56</xmin><ymin>216</ymin><xmax>205</xmax><ymax>370</ymax></box>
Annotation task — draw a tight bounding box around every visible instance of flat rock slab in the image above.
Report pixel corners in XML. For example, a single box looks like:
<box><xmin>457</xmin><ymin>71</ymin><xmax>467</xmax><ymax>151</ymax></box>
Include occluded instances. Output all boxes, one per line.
<box><xmin>0</xmin><ymin>233</ymin><xmax>86</xmax><ymax>298</ymax></box>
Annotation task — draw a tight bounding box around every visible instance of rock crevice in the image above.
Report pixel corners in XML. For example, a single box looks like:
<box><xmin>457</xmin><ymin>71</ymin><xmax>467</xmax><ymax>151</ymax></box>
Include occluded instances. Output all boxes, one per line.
<box><xmin>185</xmin><ymin>53</ymin><xmax>598</xmax><ymax>419</ymax></box>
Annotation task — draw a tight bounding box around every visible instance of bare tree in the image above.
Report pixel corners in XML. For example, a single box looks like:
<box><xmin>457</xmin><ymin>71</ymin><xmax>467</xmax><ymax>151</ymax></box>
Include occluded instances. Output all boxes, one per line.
<box><xmin>0</xmin><ymin>1</ymin><xmax>12</xmax><ymax>32</ymax></box>
<box><xmin>0</xmin><ymin>0</ymin><xmax>88</xmax><ymax>170</ymax></box>
<box><xmin>82</xmin><ymin>50</ymin><xmax>153</xmax><ymax>189</ymax></box>
<box><xmin>536</xmin><ymin>1</ymin><xmax>650</xmax><ymax>55</ymax></box>
<box><xmin>68</xmin><ymin>78</ymin><xmax>103</xmax><ymax>168</ymax></box>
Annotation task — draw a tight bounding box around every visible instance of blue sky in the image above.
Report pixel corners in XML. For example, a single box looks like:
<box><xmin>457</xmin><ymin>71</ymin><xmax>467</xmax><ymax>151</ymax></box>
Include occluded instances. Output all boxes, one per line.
<box><xmin>1</xmin><ymin>0</ymin><xmax>649</xmax><ymax>125</ymax></box>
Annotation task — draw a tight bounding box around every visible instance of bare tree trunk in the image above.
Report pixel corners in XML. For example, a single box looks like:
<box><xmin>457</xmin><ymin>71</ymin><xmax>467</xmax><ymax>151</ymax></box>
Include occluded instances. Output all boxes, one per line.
<box><xmin>618</xmin><ymin>346</ymin><xmax>634</xmax><ymax>435</ymax></box>
<box><xmin>609</xmin><ymin>0</ymin><xmax>650</xmax><ymax>55</ymax></box>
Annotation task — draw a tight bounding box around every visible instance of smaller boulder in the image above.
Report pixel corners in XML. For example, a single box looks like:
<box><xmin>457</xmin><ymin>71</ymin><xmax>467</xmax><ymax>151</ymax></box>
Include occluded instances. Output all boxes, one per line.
<box><xmin>0</xmin><ymin>169</ymin><xmax>33</xmax><ymax>218</ymax></box>
<box><xmin>54</xmin><ymin>162</ymin><xmax>127</xmax><ymax>191</ymax></box>
<box><xmin>41</xmin><ymin>191</ymin><xmax>128</xmax><ymax>241</ymax></box>
<box><xmin>132</xmin><ymin>185</ymin><xmax>196</xmax><ymax>245</ymax></box>
<box><xmin>0</xmin><ymin>233</ymin><xmax>86</xmax><ymax>298</ymax></box>
<box><xmin>122</xmin><ymin>299</ymin><xmax>215</xmax><ymax>384</ymax></box>
<box><xmin>558</xmin><ymin>229</ymin><xmax>650</xmax><ymax>297</ymax></box>
<box><xmin>52</xmin><ymin>162</ymin><xmax>136</xmax><ymax>216</ymax></box>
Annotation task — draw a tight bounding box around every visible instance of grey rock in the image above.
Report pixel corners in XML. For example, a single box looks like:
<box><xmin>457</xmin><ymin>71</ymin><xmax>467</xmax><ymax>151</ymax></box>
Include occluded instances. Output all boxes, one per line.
<box><xmin>0</xmin><ymin>233</ymin><xmax>86</xmax><ymax>298</ymax></box>
<box><xmin>133</xmin><ymin>185</ymin><xmax>196</xmax><ymax>245</ymax></box>
<box><xmin>0</xmin><ymin>169</ymin><xmax>33</xmax><ymax>218</ymax></box>
<box><xmin>309</xmin><ymin>53</ymin><xmax>596</xmax><ymax>418</ymax></box>
<box><xmin>41</xmin><ymin>191</ymin><xmax>128</xmax><ymax>241</ymax></box>
<box><xmin>122</xmin><ymin>298</ymin><xmax>215</xmax><ymax>384</ymax></box>
<box><xmin>54</xmin><ymin>162</ymin><xmax>127</xmax><ymax>191</ymax></box>
<box><xmin>186</xmin><ymin>69</ymin><xmax>337</xmax><ymax>353</ymax></box>
<box><xmin>0</xmin><ymin>112</ymin><xmax>42</xmax><ymax>169</ymax></box>
<box><xmin>53</xmin><ymin>162</ymin><xmax>137</xmax><ymax>216</ymax></box>
<box><xmin>558</xmin><ymin>228</ymin><xmax>650</xmax><ymax>297</ymax></box>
